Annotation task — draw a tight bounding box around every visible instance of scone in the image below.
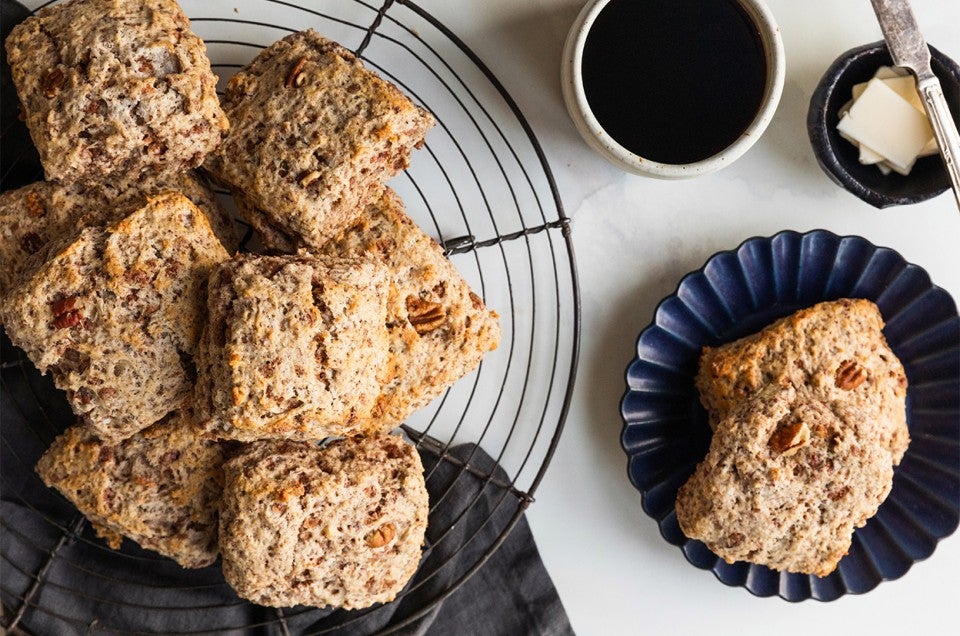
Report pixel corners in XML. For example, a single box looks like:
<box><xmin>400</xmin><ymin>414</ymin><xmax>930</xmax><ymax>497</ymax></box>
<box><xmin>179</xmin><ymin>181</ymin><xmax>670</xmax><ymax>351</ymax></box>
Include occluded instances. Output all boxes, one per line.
<box><xmin>675</xmin><ymin>383</ymin><xmax>895</xmax><ymax>577</ymax></box>
<box><xmin>0</xmin><ymin>192</ymin><xmax>230</xmax><ymax>442</ymax></box>
<box><xmin>219</xmin><ymin>435</ymin><xmax>428</xmax><ymax>609</ymax></box>
<box><xmin>36</xmin><ymin>407</ymin><xmax>225</xmax><ymax>569</ymax></box>
<box><xmin>203</xmin><ymin>30</ymin><xmax>434</xmax><ymax>250</ymax></box>
<box><xmin>4</xmin><ymin>0</ymin><xmax>228</xmax><ymax>184</ymax></box>
<box><xmin>0</xmin><ymin>171</ymin><xmax>237</xmax><ymax>299</ymax></box>
<box><xmin>195</xmin><ymin>253</ymin><xmax>390</xmax><ymax>442</ymax></box>
<box><xmin>695</xmin><ymin>298</ymin><xmax>909</xmax><ymax>464</ymax></box>
<box><xmin>319</xmin><ymin>189</ymin><xmax>500</xmax><ymax>431</ymax></box>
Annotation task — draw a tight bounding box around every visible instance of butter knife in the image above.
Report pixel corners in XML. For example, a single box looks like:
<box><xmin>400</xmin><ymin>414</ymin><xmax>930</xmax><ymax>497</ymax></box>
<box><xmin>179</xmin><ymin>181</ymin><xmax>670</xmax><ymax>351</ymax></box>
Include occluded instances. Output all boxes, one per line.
<box><xmin>871</xmin><ymin>0</ymin><xmax>960</xmax><ymax>209</ymax></box>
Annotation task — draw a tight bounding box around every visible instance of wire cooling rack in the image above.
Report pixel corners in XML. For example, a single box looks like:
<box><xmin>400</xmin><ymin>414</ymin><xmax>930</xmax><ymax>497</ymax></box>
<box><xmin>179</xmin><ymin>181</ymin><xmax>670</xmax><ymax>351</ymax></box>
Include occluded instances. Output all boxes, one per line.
<box><xmin>0</xmin><ymin>0</ymin><xmax>580</xmax><ymax>633</ymax></box>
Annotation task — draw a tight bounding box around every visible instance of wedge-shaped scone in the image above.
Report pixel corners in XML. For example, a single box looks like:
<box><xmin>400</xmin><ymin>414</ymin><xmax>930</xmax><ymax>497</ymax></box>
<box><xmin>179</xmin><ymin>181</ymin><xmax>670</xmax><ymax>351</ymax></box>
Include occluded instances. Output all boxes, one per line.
<box><xmin>319</xmin><ymin>189</ymin><xmax>501</xmax><ymax>430</ymax></box>
<box><xmin>219</xmin><ymin>435</ymin><xmax>428</xmax><ymax>609</ymax></box>
<box><xmin>0</xmin><ymin>192</ymin><xmax>230</xmax><ymax>442</ymax></box>
<box><xmin>5</xmin><ymin>0</ymin><xmax>228</xmax><ymax>184</ymax></box>
<box><xmin>696</xmin><ymin>298</ymin><xmax>909</xmax><ymax>464</ymax></box>
<box><xmin>204</xmin><ymin>29</ymin><xmax>434</xmax><ymax>250</ymax></box>
<box><xmin>196</xmin><ymin>253</ymin><xmax>390</xmax><ymax>441</ymax></box>
<box><xmin>36</xmin><ymin>407</ymin><xmax>225</xmax><ymax>569</ymax></box>
<box><xmin>676</xmin><ymin>383</ymin><xmax>895</xmax><ymax>577</ymax></box>
<box><xmin>0</xmin><ymin>171</ymin><xmax>237</xmax><ymax>299</ymax></box>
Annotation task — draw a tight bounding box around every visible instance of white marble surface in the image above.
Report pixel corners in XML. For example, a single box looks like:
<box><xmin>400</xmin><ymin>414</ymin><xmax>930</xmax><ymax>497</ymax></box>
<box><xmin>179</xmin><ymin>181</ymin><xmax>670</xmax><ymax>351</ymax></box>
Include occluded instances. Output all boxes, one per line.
<box><xmin>414</xmin><ymin>1</ymin><xmax>960</xmax><ymax>634</ymax></box>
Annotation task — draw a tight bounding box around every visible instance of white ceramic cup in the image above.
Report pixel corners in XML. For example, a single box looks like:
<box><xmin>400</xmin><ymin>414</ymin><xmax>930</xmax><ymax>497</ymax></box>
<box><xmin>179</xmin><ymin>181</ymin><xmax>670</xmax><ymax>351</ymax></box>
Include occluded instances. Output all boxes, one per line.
<box><xmin>561</xmin><ymin>0</ymin><xmax>786</xmax><ymax>179</ymax></box>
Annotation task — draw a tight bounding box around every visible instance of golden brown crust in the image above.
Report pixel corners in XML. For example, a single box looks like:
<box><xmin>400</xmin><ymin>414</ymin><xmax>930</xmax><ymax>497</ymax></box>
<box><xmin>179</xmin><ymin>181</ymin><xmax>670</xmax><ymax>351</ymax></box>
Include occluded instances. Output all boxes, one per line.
<box><xmin>219</xmin><ymin>435</ymin><xmax>428</xmax><ymax>608</ymax></box>
<box><xmin>695</xmin><ymin>298</ymin><xmax>909</xmax><ymax>464</ymax></box>
<box><xmin>0</xmin><ymin>193</ymin><xmax>230</xmax><ymax>442</ymax></box>
<box><xmin>676</xmin><ymin>383</ymin><xmax>895</xmax><ymax>577</ymax></box>
<box><xmin>5</xmin><ymin>0</ymin><xmax>228</xmax><ymax>184</ymax></box>
<box><xmin>319</xmin><ymin>188</ymin><xmax>501</xmax><ymax>431</ymax></box>
<box><xmin>203</xmin><ymin>30</ymin><xmax>434</xmax><ymax>249</ymax></box>
<box><xmin>36</xmin><ymin>407</ymin><xmax>225</xmax><ymax>568</ymax></box>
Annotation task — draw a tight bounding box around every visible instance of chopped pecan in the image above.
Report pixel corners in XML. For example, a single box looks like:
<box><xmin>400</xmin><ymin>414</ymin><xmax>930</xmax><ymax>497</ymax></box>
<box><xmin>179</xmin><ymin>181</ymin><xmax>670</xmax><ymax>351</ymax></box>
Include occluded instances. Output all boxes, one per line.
<box><xmin>285</xmin><ymin>56</ymin><xmax>308</xmax><ymax>87</ymax></box>
<box><xmin>57</xmin><ymin>348</ymin><xmax>90</xmax><ymax>374</ymax></box>
<box><xmin>75</xmin><ymin>386</ymin><xmax>95</xmax><ymax>405</ymax></box>
<box><xmin>43</xmin><ymin>68</ymin><xmax>66</xmax><ymax>98</ymax></box>
<box><xmin>98</xmin><ymin>447</ymin><xmax>114</xmax><ymax>463</ymax></box>
<box><xmin>143</xmin><ymin>133</ymin><xmax>165</xmax><ymax>155</ymax></box>
<box><xmin>769</xmin><ymin>421</ymin><xmax>810</xmax><ymax>456</ymax></box>
<box><xmin>384</xmin><ymin>442</ymin><xmax>405</xmax><ymax>460</ymax></box>
<box><xmin>25</xmin><ymin>191</ymin><xmax>46</xmax><ymax>217</ymax></box>
<box><xmin>406</xmin><ymin>296</ymin><xmax>445</xmax><ymax>334</ymax></box>
<box><xmin>725</xmin><ymin>532</ymin><xmax>745</xmax><ymax>548</ymax></box>
<box><xmin>51</xmin><ymin>295</ymin><xmax>82</xmax><ymax>329</ymax></box>
<box><xmin>298</xmin><ymin>170</ymin><xmax>321</xmax><ymax>187</ymax></box>
<box><xmin>20</xmin><ymin>232</ymin><xmax>43</xmax><ymax>254</ymax></box>
<box><xmin>364</xmin><ymin>523</ymin><xmax>396</xmax><ymax>548</ymax></box>
<box><xmin>51</xmin><ymin>296</ymin><xmax>77</xmax><ymax>316</ymax></box>
<box><xmin>828</xmin><ymin>485</ymin><xmax>850</xmax><ymax>501</ymax></box>
<box><xmin>835</xmin><ymin>360</ymin><xmax>866</xmax><ymax>390</ymax></box>
<box><xmin>468</xmin><ymin>291</ymin><xmax>483</xmax><ymax>310</ymax></box>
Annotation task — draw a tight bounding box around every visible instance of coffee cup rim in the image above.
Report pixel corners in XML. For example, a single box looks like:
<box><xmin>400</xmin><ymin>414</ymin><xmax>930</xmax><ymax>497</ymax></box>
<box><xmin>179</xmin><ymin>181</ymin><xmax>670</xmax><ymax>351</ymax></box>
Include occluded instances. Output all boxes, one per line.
<box><xmin>561</xmin><ymin>0</ymin><xmax>786</xmax><ymax>179</ymax></box>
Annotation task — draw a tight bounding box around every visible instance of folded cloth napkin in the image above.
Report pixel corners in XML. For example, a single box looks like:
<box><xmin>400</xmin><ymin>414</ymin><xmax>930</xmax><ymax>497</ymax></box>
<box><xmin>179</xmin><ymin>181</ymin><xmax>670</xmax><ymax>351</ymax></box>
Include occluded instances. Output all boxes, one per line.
<box><xmin>1</xmin><ymin>1</ymin><xmax>572</xmax><ymax>629</ymax></box>
<box><xmin>1</xmin><ymin>442</ymin><xmax>572</xmax><ymax>635</ymax></box>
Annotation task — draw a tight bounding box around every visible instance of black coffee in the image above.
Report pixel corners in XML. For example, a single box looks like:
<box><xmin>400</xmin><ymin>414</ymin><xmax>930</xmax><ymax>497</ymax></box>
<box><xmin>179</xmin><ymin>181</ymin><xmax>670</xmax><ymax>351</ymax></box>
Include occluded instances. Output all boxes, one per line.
<box><xmin>581</xmin><ymin>0</ymin><xmax>767</xmax><ymax>165</ymax></box>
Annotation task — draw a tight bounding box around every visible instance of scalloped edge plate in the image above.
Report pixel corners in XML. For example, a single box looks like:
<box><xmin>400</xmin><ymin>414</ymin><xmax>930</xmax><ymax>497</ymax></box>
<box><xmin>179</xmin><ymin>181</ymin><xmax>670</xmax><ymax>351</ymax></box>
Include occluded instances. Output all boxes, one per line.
<box><xmin>620</xmin><ymin>229</ymin><xmax>960</xmax><ymax>601</ymax></box>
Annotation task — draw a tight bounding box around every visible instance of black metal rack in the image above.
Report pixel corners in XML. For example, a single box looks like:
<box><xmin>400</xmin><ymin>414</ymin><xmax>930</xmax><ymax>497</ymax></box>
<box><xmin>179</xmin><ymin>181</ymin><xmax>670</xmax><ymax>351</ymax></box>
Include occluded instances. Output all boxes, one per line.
<box><xmin>0</xmin><ymin>1</ymin><xmax>581</xmax><ymax>633</ymax></box>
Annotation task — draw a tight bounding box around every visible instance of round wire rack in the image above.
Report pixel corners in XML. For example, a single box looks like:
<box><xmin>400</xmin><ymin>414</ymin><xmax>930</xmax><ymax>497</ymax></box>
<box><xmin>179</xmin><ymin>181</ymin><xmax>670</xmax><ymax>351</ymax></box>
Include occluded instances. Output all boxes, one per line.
<box><xmin>0</xmin><ymin>0</ymin><xmax>581</xmax><ymax>633</ymax></box>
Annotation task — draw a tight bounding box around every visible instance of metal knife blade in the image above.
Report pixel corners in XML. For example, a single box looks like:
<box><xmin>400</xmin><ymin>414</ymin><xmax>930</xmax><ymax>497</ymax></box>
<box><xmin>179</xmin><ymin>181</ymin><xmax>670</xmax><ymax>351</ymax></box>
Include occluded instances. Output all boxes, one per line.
<box><xmin>870</xmin><ymin>0</ymin><xmax>933</xmax><ymax>79</ymax></box>
<box><xmin>871</xmin><ymin>0</ymin><xmax>960</xmax><ymax>209</ymax></box>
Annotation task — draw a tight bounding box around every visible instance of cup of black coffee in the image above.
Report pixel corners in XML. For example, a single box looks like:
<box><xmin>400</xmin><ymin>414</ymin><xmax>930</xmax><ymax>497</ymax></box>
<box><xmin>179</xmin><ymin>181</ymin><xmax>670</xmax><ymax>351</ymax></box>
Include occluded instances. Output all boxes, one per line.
<box><xmin>562</xmin><ymin>0</ymin><xmax>785</xmax><ymax>178</ymax></box>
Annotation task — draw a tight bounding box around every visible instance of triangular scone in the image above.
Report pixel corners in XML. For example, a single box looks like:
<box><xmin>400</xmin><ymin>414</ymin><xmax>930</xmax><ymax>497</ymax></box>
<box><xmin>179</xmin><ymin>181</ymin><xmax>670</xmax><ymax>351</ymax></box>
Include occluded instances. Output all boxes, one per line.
<box><xmin>676</xmin><ymin>383</ymin><xmax>894</xmax><ymax>577</ymax></box>
<box><xmin>0</xmin><ymin>171</ymin><xmax>237</xmax><ymax>299</ymax></box>
<box><xmin>36</xmin><ymin>407</ymin><xmax>224</xmax><ymax>569</ymax></box>
<box><xmin>195</xmin><ymin>253</ymin><xmax>390</xmax><ymax>441</ymax></box>
<box><xmin>204</xmin><ymin>30</ymin><xmax>434</xmax><ymax>250</ymax></box>
<box><xmin>0</xmin><ymin>193</ymin><xmax>230</xmax><ymax>442</ymax></box>
<box><xmin>319</xmin><ymin>188</ymin><xmax>501</xmax><ymax>431</ymax></box>
<box><xmin>6</xmin><ymin>0</ymin><xmax>228</xmax><ymax>184</ymax></box>
<box><xmin>696</xmin><ymin>298</ymin><xmax>909</xmax><ymax>464</ymax></box>
<box><xmin>219</xmin><ymin>435</ymin><xmax>428</xmax><ymax>608</ymax></box>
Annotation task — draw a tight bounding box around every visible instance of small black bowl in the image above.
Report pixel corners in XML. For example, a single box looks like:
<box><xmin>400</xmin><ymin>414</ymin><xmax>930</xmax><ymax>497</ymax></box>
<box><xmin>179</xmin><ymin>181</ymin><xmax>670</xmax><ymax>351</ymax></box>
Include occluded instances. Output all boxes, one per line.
<box><xmin>808</xmin><ymin>41</ymin><xmax>960</xmax><ymax>209</ymax></box>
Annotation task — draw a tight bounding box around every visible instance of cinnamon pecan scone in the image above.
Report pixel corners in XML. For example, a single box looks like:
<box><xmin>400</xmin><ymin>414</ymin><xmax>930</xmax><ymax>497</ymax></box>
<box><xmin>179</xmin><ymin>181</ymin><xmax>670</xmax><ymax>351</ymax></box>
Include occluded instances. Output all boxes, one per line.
<box><xmin>219</xmin><ymin>435</ymin><xmax>428</xmax><ymax>608</ymax></box>
<box><xmin>36</xmin><ymin>407</ymin><xmax>225</xmax><ymax>569</ymax></box>
<box><xmin>4</xmin><ymin>0</ymin><xmax>228</xmax><ymax>184</ymax></box>
<box><xmin>319</xmin><ymin>188</ymin><xmax>501</xmax><ymax>431</ymax></box>
<box><xmin>204</xmin><ymin>30</ymin><xmax>434</xmax><ymax>250</ymax></box>
<box><xmin>195</xmin><ymin>253</ymin><xmax>390</xmax><ymax>441</ymax></box>
<box><xmin>676</xmin><ymin>383</ymin><xmax>895</xmax><ymax>577</ymax></box>
<box><xmin>0</xmin><ymin>171</ymin><xmax>236</xmax><ymax>299</ymax></box>
<box><xmin>0</xmin><ymin>192</ymin><xmax>230</xmax><ymax>442</ymax></box>
<box><xmin>695</xmin><ymin>298</ymin><xmax>909</xmax><ymax>464</ymax></box>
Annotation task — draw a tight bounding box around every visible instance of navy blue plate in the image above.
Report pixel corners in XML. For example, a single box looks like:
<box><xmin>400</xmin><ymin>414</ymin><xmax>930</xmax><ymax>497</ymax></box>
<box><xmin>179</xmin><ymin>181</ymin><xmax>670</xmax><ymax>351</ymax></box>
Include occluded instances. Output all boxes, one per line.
<box><xmin>620</xmin><ymin>229</ymin><xmax>959</xmax><ymax>601</ymax></box>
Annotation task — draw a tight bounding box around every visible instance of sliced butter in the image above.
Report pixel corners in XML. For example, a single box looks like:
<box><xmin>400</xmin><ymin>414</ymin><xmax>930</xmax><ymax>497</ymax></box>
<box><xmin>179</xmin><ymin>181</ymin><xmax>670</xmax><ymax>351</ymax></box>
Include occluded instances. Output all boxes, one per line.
<box><xmin>852</xmin><ymin>76</ymin><xmax>925</xmax><ymax>113</ymax></box>
<box><xmin>837</xmin><ymin>78</ymin><xmax>933</xmax><ymax>172</ymax></box>
<box><xmin>859</xmin><ymin>144</ymin><xmax>885</xmax><ymax>165</ymax></box>
<box><xmin>874</xmin><ymin>65</ymin><xmax>909</xmax><ymax>80</ymax></box>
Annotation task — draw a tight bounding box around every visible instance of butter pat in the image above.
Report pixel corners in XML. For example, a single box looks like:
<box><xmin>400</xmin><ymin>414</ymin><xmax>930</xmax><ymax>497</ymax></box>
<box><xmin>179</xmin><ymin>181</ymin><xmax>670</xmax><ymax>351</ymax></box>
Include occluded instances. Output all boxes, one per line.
<box><xmin>852</xmin><ymin>76</ymin><xmax>924</xmax><ymax>112</ymax></box>
<box><xmin>837</xmin><ymin>78</ymin><xmax>933</xmax><ymax>173</ymax></box>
